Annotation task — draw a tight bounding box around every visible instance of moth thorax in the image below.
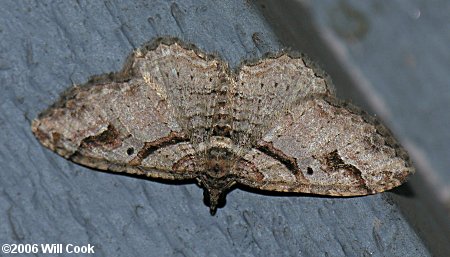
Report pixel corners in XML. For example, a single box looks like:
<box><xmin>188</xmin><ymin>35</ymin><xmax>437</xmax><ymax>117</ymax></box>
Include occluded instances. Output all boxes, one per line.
<box><xmin>204</xmin><ymin>136</ymin><xmax>236</xmax><ymax>178</ymax></box>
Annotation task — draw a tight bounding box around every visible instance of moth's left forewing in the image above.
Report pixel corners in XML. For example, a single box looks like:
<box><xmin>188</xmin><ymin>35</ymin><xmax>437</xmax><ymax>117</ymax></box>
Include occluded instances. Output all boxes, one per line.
<box><xmin>31</xmin><ymin>77</ymin><xmax>195</xmax><ymax>179</ymax></box>
<box><xmin>238</xmin><ymin>95</ymin><xmax>413</xmax><ymax>196</ymax></box>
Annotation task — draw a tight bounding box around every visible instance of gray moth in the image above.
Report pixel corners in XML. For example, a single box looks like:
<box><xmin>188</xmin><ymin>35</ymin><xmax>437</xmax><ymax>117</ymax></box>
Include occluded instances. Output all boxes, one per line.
<box><xmin>32</xmin><ymin>38</ymin><xmax>413</xmax><ymax>214</ymax></box>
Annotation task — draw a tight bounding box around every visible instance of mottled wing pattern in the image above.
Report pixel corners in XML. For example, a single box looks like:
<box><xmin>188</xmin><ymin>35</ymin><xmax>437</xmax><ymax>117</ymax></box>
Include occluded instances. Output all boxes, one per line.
<box><xmin>32</xmin><ymin>38</ymin><xmax>413</xmax><ymax>214</ymax></box>
<box><xmin>238</xmin><ymin>96</ymin><xmax>413</xmax><ymax>196</ymax></box>
<box><xmin>135</xmin><ymin>42</ymin><xmax>228</xmax><ymax>148</ymax></box>
<box><xmin>32</xmin><ymin>53</ymin><xmax>199</xmax><ymax>180</ymax></box>
<box><xmin>232</xmin><ymin>55</ymin><xmax>334</xmax><ymax>149</ymax></box>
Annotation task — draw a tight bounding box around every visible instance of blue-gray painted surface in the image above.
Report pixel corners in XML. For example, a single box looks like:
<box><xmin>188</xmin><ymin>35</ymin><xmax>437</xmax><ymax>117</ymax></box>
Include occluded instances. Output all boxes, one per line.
<box><xmin>0</xmin><ymin>1</ymin><xmax>431</xmax><ymax>256</ymax></box>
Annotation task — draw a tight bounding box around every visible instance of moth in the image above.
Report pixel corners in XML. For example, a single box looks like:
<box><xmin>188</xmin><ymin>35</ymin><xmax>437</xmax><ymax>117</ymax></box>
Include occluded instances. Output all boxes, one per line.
<box><xmin>32</xmin><ymin>37</ymin><xmax>413</xmax><ymax>214</ymax></box>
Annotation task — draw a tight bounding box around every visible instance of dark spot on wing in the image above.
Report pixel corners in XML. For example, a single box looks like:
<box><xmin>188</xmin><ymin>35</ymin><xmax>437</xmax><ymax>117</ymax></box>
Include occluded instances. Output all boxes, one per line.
<box><xmin>80</xmin><ymin>124</ymin><xmax>121</xmax><ymax>149</ymax></box>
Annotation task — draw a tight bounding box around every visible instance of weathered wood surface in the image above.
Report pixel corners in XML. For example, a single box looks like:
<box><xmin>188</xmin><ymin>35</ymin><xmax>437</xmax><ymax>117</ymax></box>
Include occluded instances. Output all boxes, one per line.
<box><xmin>0</xmin><ymin>1</ymin><xmax>436</xmax><ymax>256</ymax></box>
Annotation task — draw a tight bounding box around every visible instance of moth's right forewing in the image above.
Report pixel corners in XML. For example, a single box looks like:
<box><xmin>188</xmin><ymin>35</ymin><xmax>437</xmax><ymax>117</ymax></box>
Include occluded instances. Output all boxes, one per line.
<box><xmin>238</xmin><ymin>96</ymin><xmax>413</xmax><ymax>196</ymax></box>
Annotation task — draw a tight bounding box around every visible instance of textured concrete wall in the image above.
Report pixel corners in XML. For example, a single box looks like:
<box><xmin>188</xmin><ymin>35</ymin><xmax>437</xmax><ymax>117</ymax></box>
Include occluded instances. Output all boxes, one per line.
<box><xmin>0</xmin><ymin>1</ymin><xmax>434</xmax><ymax>256</ymax></box>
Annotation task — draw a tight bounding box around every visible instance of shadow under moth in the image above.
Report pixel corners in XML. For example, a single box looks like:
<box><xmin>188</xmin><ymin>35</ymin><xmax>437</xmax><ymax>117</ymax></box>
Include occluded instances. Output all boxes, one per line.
<box><xmin>32</xmin><ymin>37</ymin><xmax>413</xmax><ymax>214</ymax></box>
